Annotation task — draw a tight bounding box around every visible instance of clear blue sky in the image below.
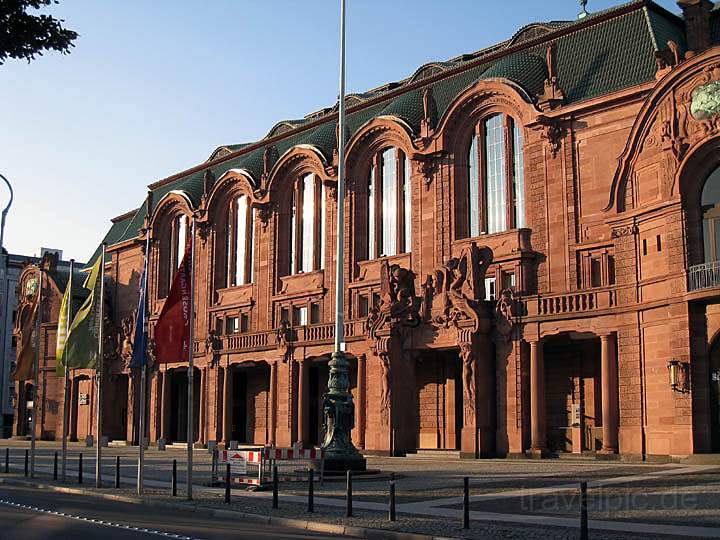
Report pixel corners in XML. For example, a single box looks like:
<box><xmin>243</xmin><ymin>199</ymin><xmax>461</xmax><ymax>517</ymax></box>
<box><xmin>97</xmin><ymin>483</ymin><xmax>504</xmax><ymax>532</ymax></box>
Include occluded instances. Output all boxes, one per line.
<box><xmin>1</xmin><ymin>0</ymin><xmax>679</xmax><ymax>262</ymax></box>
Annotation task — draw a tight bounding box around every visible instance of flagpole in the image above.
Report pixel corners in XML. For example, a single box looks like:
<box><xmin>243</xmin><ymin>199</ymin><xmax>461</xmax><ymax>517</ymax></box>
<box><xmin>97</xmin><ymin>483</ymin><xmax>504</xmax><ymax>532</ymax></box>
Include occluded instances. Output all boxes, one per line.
<box><xmin>61</xmin><ymin>258</ymin><xmax>74</xmax><ymax>482</ymax></box>
<box><xmin>29</xmin><ymin>266</ymin><xmax>43</xmax><ymax>478</ymax></box>
<box><xmin>137</xmin><ymin>234</ymin><xmax>150</xmax><ymax>495</ymax></box>
<box><xmin>95</xmin><ymin>243</ymin><xmax>106</xmax><ymax>488</ymax></box>
<box><xmin>186</xmin><ymin>218</ymin><xmax>196</xmax><ymax>500</ymax></box>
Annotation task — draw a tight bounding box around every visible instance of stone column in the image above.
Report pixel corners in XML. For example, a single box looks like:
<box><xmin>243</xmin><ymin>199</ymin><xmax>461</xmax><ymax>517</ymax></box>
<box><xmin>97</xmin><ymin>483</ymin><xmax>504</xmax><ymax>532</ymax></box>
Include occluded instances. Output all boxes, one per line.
<box><xmin>160</xmin><ymin>369</ymin><xmax>171</xmax><ymax>443</ymax></box>
<box><xmin>600</xmin><ymin>333</ymin><xmax>619</xmax><ymax>453</ymax></box>
<box><xmin>69</xmin><ymin>378</ymin><xmax>78</xmax><ymax>441</ymax></box>
<box><xmin>198</xmin><ymin>367</ymin><xmax>206</xmax><ymax>446</ymax></box>
<box><xmin>297</xmin><ymin>359</ymin><xmax>310</xmax><ymax>448</ymax></box>
<box><xmin>222</xmin><ymin>365</ymin><xmax>232</xmax><ymax>445</ymax></box>
<box><xmin>357</xmin><ymin>355</ymin><xmax>366</xmax><ymax>449</ymax></box>
<box><xmin>529</xmin><ymin>339</ymin><xmax>547</xmax><ymax>454</ymax></box>
<box><xmin>269</xmin><ymin>361</ymin><xmax>277</xmax><ymax>446</ymax></box>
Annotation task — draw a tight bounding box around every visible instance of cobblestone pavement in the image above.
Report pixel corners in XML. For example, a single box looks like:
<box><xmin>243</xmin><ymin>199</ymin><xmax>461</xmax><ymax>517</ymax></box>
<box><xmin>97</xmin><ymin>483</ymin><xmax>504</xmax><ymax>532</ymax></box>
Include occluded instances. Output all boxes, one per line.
<box><xmin>2</xmin><ymin>440</ymin><xmax>719</xmax><ymax>539</ymax></box>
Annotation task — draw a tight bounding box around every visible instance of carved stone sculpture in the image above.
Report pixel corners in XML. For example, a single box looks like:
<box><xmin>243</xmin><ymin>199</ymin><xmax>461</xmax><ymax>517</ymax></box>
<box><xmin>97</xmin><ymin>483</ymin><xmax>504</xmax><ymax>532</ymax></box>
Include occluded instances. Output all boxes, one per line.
<box><xmin>365</xmin><ymin>262</ymin><xmax>421</xmax><ymax>340</ymax></box>
<box><xmin>428</xmin><ymin>243</ymin><xmax>492</xmax><ymax>331</ymax></box>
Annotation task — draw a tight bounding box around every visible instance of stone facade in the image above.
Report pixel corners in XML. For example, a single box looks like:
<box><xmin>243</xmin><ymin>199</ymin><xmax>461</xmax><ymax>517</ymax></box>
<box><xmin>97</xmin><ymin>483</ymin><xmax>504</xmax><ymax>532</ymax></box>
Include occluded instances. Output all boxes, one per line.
<box><xmin>13</xmin><ymin>1</ymin><xmax>720</xmax><ymax>457</ymax></box>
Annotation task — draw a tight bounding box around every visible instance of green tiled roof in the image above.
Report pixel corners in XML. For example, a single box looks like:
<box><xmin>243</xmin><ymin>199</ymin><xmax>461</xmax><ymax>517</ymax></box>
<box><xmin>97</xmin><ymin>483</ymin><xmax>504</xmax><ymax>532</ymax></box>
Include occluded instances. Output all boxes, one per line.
<box><xmin>91</xmin><ymin>0</ymin><xmax>686</xmax><ymax>260</ymax></box>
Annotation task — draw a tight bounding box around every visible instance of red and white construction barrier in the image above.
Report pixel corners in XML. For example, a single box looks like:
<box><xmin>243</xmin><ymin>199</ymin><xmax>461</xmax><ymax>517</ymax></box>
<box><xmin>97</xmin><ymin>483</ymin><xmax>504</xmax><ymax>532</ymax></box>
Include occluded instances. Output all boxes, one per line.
<box><xmin>215</xmin><ymin>447</ymin><xmax>325</xmax><ymax>488</ymax></box>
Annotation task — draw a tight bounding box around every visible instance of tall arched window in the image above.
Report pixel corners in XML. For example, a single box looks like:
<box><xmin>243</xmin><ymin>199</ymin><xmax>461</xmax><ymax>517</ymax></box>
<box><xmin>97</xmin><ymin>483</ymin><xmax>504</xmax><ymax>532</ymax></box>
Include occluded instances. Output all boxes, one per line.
<box><xmin>367</xmin><ymin>147</ymin><xmax>412</xmax><ymax>259</ymax></box>
<box><xmin>159</xmin><ymin>212</ymin><xmax>189</xmax><ymax>298</ymax></box>
<box><xmin>289</xmin><ymin>173</ymin><xmax>326</xmax><ymax>274</ymax></box>
<box><xmin>702</xmin><ymin>166</ymin><xmax>720</xmax><ymax>263</ymax></box>
<box><xmin>226</xmin><ymin>194</ymin><xmax>255</xmax><ymax>286</ymax></box>
<box><xmin>466</xmin><ymin>114</ymin><xmax>524</xmax><ymax>237</ymax></box>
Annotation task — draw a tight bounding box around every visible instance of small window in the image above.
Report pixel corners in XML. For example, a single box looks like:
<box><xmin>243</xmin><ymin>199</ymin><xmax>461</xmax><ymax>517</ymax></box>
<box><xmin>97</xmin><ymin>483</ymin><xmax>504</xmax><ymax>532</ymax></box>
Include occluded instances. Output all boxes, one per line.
<box><xmin>280</xmin><ymin>307</ymin><xmax>290</xmax><ymax>325</ymax></box>
<box><xmin>608</xmin><ymin>256</ymin><xmax>616</xmax><ymax>285</ymax></box>
<box><xmin>240</xmin><ymin>313</ymin><xmax>249</xmax><ymax>333</ymax></box>
<box><xmin>358</xmin><ymin>295</ymin><xmax>369</xmax><ymax>318</ymax></box>
<box><xmin>656</xmin><ymin>234</ymin><xmax>662</xmax><ymax>252</ymax></box>
<box><xmin>292</xmin><ymin>306</ymin><xmax>308</xmax><ymax>327</ymax></box>
<box><xmin>215</xmin><ymin>318</ymin><xmax>224</xmax><ymax>335</ymax></box>
<box><xmin>12</xmin><ymin>310</ymin><xmax>16</xmax><ymax>324</ymax></box>
<box><xmin>502</xmin><ymin>272</ymin><xmax>516</xmax><ymax>290</ymax></box>
<box><xmin>310</xmin><ymin>303</ymin><xmax>320</xmax><ymax>324</ymax></box>
<box><xmin>372</xmin><ymin>292</ymin><xmax>381</xmax><ymax>310</ymax></box>
<box><xmin>484</xmin><ymin>277</ymin><xmax>496</xmax><ymax>301</ymax></box>
<box><xmin>590</xmin><ymin>258</ymin><xmax>602</xmax><ymax>288</ymax></box>
<box><xmin>226</xmin><ymin>317</ymin><xmax>239</xmax><ymax>334</ymax></box>
<box><xmin>642</xmin><ymin>238</ymin><xmax>648</xmax><ymax>256</ymax></box>
<box><xmin>11</xmin><ymin>335</ymin><xmax>17</xmax><ymax>349</ymax></box>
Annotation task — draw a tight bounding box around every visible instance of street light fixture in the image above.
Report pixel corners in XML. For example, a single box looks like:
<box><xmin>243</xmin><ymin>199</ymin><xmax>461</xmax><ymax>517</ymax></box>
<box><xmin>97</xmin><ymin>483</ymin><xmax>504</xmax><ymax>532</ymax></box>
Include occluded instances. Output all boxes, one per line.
<box><xmin>0</xmin><ymin>172</ymin><xmax>14</xmax><ymax>437</ymax></box>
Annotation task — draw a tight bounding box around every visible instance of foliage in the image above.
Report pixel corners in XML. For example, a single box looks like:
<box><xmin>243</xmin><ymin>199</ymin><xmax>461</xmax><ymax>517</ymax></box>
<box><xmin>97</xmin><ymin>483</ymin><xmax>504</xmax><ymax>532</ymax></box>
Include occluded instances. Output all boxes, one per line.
<box><xmin>0</xmin><ymin>0</ymin><xmax>78</xmax><ymax>64</ymax></box>
<box><xmin>691</xmin><ymin>81</ymin><xmax>720</xmax><ymax>121</ymax></box>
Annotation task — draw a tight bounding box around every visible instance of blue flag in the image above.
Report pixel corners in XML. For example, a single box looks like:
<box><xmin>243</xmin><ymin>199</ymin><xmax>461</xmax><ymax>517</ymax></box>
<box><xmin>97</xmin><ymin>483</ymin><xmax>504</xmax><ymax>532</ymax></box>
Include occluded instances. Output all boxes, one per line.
<box><xmin>129</xmin><ymin>255</ymin><xmax>148</xmax><ymax>368</ymax></box>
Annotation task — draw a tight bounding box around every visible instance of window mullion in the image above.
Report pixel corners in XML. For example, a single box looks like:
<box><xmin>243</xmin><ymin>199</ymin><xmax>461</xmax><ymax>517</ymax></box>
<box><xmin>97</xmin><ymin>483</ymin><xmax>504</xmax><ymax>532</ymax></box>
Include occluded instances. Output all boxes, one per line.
<box><xmin>396</xmin><ymin>150</ymin><xmax>404</xmax><ymax>252</ymax></box>
<box><xmin>314</xmin><ymin>176</ymin><xmax>321</xmax><ymax>271</ymax></box>
<box><xmin>479</xmin><ymin>123</ymin><xmax>487</xmax><ymax>234</ymax></box>
<box><xmin>505</xmin><ymin>116</ymin><xmax>515</xmax><ymax>230</ymax></box>
<box><xmin>374</xmin><ymin>154</ymin><xmax>382</xmax><ymax>258</ymax></box>
<box><xmin>295</xmin><ymin>181</ymin><xmax>304</xmax><ymax>273</ymax></box>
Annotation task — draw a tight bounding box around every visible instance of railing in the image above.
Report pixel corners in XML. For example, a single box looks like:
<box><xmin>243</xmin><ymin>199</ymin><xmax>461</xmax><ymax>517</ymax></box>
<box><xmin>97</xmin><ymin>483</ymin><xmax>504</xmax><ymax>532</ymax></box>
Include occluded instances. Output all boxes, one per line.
<box><xmin>223</xmin><ymin>331</ymin><xmax>270</xmax><ymax>351</ymax></box>
<box><xmin>528</xmin><ymin>289</ymin><xmax>615</xmax><ymax>317</ymax></box>
<box><xmin>688</xmin><ymin>261</ymin><xmax>720</xmax><ymax>292</ymax></box>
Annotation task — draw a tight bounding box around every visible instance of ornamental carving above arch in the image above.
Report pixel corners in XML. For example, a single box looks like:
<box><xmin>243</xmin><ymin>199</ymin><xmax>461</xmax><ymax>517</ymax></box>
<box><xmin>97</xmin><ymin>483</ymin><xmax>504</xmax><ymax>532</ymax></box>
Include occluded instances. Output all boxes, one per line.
<box><xmin>437</xmin><ymin>77</ymin><xmax>540</xmax><ymax>152</ymax></box>
<box><xmin>262</xmin><ymin>144</ymin><xmax>330</xmax><ymax>198</ymax></box>
<box><xmin>345</xmin><ymin>116</ymin><xmax>418</xmax><ymax>171</ymax></box>
<box><xmin>608</xmin><ymin>49</ymin><xmax>720</xmax><ymax>213</ymax></box>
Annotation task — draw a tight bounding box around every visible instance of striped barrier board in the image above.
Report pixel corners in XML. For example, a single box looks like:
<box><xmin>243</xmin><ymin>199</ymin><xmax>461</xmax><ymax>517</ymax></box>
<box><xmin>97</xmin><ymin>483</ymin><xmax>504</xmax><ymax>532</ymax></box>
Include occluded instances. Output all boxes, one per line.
<box><xmin>215</xmin><ymin>447</ymin><xmax>325</xmax><ymax>487</ymax></box>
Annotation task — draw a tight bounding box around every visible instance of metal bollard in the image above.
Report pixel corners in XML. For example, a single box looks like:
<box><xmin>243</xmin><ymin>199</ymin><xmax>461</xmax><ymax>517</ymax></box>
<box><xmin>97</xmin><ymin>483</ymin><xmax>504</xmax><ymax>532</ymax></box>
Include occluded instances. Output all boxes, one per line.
<box><xmin>346</xmin><ymin>470</ymin><xmax>353</xmax><ymax>517</ymax></box>
<box><xmin>389</xmin><ymin>472</ymin><xmax>396</xmax><ymax>522</ymax></box>
<box><xmin>53</xmin><ymin>452</ymin><xmax>58</xmax><ymax>480</ymax></box>
<box><xmin>24</xmin><ymin>449</ymin><xmax>28</xmax><ymax>477</ymax></box>
<box><xmin>115</xmin><ymin>456</ymin><xmax>120</xmax><ymax>488</ymax></box>
<box><xmin>463</xmin><ymin>476</ymin><xmax>469</xmax><ymax>530</ymax></box>
<box><xmin>4</xmin><ymin>448</ymin><xmax>8</xmax><ymax>474</ymax></box>
<box><xmin>307</xmin><ymin>468</ymin><xmax>314</xmax><ymax>513</ymax></box>
<box><xmin>580</xmin><ymin>481</ymin><xmax>588</xmax><ymax>540</ymax></box>
<box><xmin>171</xmin><ymin>459</ymin><xmax>177</xmax><ymax>497</ymax></box>
<box><xmin>224</xmin><ymin>463</ymin><xmax>231</xmax><ymax>504</ymax></box>
<box><xmin>78</xmin><ymin>453</ymin><xmax>83</xmax><ymax>484</ymax></box>
<box><xmin>272</xmin><ymin>465</ymin><xmax>278</xmax><ymax>509</ymax></box>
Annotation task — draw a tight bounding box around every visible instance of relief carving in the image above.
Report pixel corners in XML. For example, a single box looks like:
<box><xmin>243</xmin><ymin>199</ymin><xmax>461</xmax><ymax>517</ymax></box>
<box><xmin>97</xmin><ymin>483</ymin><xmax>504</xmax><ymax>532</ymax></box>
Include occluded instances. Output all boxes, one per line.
<box><xmin>204</xmin><ymin>329</ymin><xmax>222</xmax><ymax>367</ymax></box>
<box><xmin>495</xmin><ymin>288</ymin><xmax>517</xmax><ymax>340</ymax></box>
<box><xmin>460</xmin><ymin>342</ymin><xmax>475</xmax><ymax>425</ymax></box>
<box><xmin>365</xmin><ymin>261</ymin><xmax>421</xmax><ymax>341</ymax></box>
<box><xmin>425</xmin><ymin>243</ymin><xmax>492</xmax><ymax>332</ymax></box>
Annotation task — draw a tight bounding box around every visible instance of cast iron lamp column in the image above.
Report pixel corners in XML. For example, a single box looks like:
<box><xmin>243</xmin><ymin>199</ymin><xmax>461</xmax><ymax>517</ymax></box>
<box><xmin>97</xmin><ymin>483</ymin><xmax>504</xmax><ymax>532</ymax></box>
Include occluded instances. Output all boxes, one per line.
<box><xmin>321</xmin><ymin>0</ymin><xmax>366</xmax><ymax>472</ymax></box>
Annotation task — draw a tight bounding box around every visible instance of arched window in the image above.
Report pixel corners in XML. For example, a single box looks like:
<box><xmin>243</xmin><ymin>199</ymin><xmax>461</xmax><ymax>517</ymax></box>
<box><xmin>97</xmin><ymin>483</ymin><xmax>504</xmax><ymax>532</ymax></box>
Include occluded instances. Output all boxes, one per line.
<box><xmin>289</xmin><ymin>173</ymin><xmax>325</xmax><ymax>274</ymax></box>
<box><xmin>367</xmin><ymin>147</ymin><xmax>412</xmax><ymax>259</ymax></box>
<box><xmin>702</xmin><ymin>166</ymin><xmax>720</xmax><ymax>262</ymax></box>
<box><xmin>465</xmin><ymin>114</ymin><xmax>524</xmax><ymax>237</ymax></box>
<box><xmin>159</xmin><ymin>213</ymin><xmax>189</xmax><ymax>298</ymax></box>
<box><xmin>225</xmin><ymin>194</ymin><xmax>255</xmax><ymax>286</ymax></box>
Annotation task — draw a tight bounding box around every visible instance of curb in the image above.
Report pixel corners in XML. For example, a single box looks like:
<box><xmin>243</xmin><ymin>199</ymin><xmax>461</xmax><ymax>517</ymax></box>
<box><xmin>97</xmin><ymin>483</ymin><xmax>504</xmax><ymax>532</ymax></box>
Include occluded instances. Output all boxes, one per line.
<box><xmin>0</xmin><ymin>477</ymin><xmax>458</xmax><ymax>540</ymax></box>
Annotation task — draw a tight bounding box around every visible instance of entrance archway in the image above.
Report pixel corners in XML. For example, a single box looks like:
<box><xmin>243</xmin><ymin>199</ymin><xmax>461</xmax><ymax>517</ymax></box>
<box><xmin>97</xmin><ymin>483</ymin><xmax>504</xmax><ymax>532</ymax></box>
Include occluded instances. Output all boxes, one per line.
<box><xmin>543</xmin><ymin>333</ymin><xmax>606</xmax><ymax>453</ymax></box>
<box><xmin>226</xmin><ymin>362</ymin><xmax>270</xmax><ymax>446</ymax></box>
<box><xmin>168</xmin><ymin>368</ymin><xmax>200</xmax><ymax>443</ymax></box>
<box><xmin>414</xmin><ymin>350</ymin><xmax>463</xmax><ymax>451</ymax></box>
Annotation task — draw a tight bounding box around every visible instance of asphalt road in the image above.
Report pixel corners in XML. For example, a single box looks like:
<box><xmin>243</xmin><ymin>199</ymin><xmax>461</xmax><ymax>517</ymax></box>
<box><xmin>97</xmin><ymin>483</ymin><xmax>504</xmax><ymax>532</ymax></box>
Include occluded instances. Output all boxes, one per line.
<box><xmin>0</xmin><ymin>484</ymin><xmax>343</xmax><ymax>540</ymax></box>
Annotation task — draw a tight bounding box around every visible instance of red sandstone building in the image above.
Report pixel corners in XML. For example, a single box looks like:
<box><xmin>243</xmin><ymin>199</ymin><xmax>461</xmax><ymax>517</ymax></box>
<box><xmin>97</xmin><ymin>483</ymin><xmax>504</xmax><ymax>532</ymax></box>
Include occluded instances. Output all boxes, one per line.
<box><xmin>13</xmin><ymin>0</ymin><xmax>720</xmax><ymax>458</ymax></box>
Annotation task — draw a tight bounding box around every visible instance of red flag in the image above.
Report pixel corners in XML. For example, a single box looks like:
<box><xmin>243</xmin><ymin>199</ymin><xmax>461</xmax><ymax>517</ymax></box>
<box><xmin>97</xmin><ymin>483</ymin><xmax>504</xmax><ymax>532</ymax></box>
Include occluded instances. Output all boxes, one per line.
<box><xmin>154</xmin><ymin>244</ymin><xmax>192</xmax><ymax>364</ymax></box>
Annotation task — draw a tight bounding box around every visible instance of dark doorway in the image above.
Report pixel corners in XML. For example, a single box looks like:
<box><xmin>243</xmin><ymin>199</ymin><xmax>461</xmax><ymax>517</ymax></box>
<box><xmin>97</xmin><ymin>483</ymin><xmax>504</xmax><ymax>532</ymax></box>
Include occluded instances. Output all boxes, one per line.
<box><xmin>308</xmin><ymin>362</ymin><xmax>329</xmax><ymax>446</ymax></box>
<box><xmin>544</xmin><ymin>334</ymin><xmax>602</xmax><ymax>453</ymax></box>
<box><xmin>710</xmin><ymin>338</ymin><xmax>720</xmax><ymax>451</ymax></box>
<box><xmin>231</xmin><ymin>370</ymin><xmax>247</xmax><ymax>443</ymax></box>
<box><xmin>414</xmin><ymin>350</ymin><xmax>462</xmax><ymax>450</ymax></box>
<box><xmin>169</xmin><ymin>369</ymin><xmax>200</xmax><ymax>443</ymax></box>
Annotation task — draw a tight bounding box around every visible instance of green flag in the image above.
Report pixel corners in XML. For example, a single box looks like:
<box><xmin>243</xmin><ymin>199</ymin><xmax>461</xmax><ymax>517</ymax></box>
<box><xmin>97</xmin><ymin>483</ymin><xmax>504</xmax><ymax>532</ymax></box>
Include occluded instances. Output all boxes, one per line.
<box><xmin>55</xmin><ymin>271</ymin><xmax>72</xmax><ymax>375</ymax></box>
<box><xmin>64</xmin><ymin>256</ymin><xmax>102</xmax><ymax>369</ymax></box>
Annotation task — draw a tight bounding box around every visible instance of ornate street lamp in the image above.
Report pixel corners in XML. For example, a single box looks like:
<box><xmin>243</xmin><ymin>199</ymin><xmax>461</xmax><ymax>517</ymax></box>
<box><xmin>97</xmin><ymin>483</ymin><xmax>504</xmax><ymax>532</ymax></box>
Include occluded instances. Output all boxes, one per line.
<box><xmin>321</xmin><ymin>0</ymin><xmax>366</xmax><ymax>472</ymax></box>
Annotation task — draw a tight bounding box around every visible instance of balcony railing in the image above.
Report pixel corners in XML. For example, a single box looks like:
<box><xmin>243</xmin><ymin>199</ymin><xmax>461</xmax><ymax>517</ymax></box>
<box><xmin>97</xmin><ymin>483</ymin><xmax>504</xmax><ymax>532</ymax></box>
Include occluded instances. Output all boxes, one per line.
<box><xmin>527</xmin><ymin>289</ymin><xmax>615</xmax><ymax>317</ymax></box>
<box><xmin>688</xmin><ymin>261</ymin><xmax>720</xmax><ymax>292</ymax></box>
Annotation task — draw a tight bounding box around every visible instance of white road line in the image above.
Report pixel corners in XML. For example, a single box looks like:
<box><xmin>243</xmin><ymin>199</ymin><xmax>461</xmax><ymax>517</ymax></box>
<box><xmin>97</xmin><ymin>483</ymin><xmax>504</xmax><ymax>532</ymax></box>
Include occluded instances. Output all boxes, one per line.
<box><xmin>0</xmin><ymin>498</ymin><xmax>205</xmax><ymax>540</ymax></box>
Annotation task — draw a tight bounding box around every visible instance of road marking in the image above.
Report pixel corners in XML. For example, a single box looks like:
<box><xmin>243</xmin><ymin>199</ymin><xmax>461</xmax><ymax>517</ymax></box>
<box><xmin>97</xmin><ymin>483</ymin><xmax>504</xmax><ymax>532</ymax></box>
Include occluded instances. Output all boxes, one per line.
<box><xmin>0</xmin><ymin>498</ymin><xmax>205</xmax><ymax>540</ymax></box>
